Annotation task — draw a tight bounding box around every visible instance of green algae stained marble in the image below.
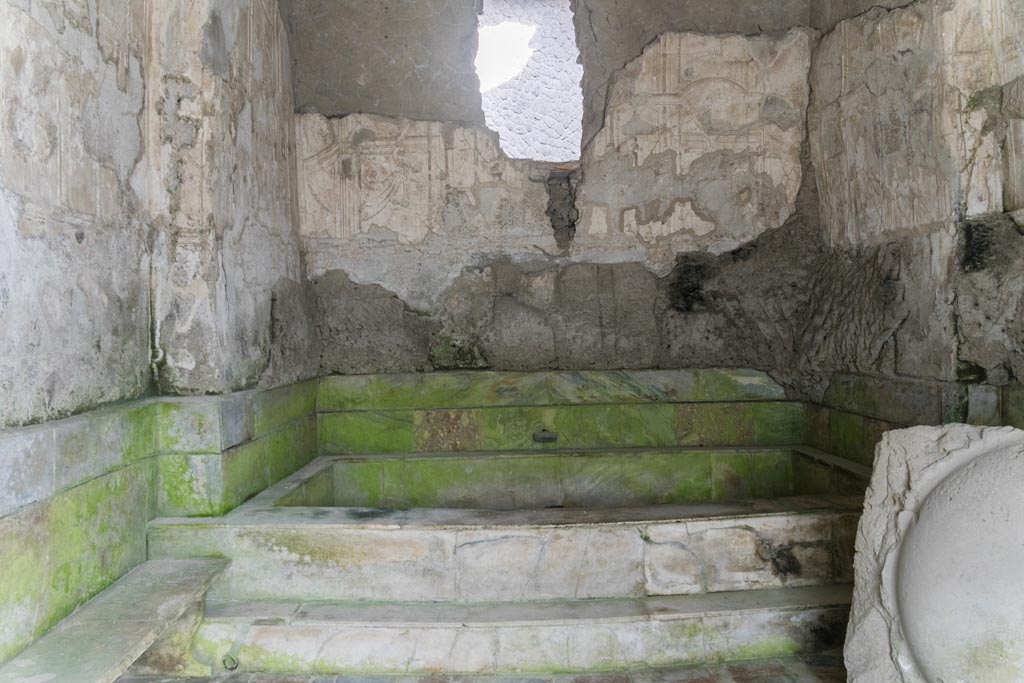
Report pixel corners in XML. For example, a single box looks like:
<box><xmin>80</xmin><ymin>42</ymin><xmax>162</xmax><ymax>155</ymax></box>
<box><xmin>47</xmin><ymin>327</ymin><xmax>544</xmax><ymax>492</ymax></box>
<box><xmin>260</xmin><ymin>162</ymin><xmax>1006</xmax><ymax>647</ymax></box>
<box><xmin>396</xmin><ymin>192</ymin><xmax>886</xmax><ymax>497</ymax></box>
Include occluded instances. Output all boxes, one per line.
<box><xmin>220</xmin><ymin>440</ymin><xmax>270</xmax><ymax>512</ymax></box>
<box><xmin>158</xmin><ymin>402</ymin><xmax>222</xmax><ymax>454</ymax></box>
<box><xmin>322</xmin><ymin>449</ymin><xmax>800</xmax><ymax>510</ymax></box>
<box><xmin>710</xmin><ymin>451</ymin><xmax>754</xmax><ymax>501</ymax></box>
<box><xmin>696</xmin><ymin>369</ymin><xmax>787</xmax><ymax>402</ymax></box>
<box><xmin>559</xmin><ymin>451</ymin><xmax>714</xmax><ymax>507</ymax></box>
<box><xmin>792</xmin><ymin>456</ymin><xmax>837</xmax><ymax>496</ymax></box>
<box><xmin>316</xmin><ymin>369</ymin><xmax>787</xmax><ymax>412</ymax></box>
<box><xmin>157</xmin><ymin>454</ymin><xmax>221</xmax><ymax>517</ymax></box>
<box><xmin>550</xmin><ymin>404</ymin><xmax>679</xmax><ymax>449</ymax></box>
<box><xmin>748</xmin><ymin>451</ymin><xmax>795</xmax><ymax>498</ymax></box>
<box><xmin>828</xmin><ymin>410</ymin><xmax>866</xmax><ymax>465</ymax></box>
<box><xmin>122</xmin><ymin>402</ymin><xmax>159</xmax><ymax>464</ymax></box>
<box><xmin>1003</xmin><ymin>386</ymin><xmax>1024</xmax><ymax>428</ymax></box>
<box><xmin>0</xmin><ymin>464</ymin><xmax>149</xmax><ymax>662</ymax></box>
<box><xmin>751</xmin><ymin>402</ymin><xmax>807</xmax><ymax>445</ymax></box>
<box><xmin>253</xmin><ymin>380</ymin><xmax>317</xmax><ymax>436</ymax></box>
<box><xmin>319</xmin><ymin>411</ymin><xmax>416</xmax><ymax>454</ymax></box>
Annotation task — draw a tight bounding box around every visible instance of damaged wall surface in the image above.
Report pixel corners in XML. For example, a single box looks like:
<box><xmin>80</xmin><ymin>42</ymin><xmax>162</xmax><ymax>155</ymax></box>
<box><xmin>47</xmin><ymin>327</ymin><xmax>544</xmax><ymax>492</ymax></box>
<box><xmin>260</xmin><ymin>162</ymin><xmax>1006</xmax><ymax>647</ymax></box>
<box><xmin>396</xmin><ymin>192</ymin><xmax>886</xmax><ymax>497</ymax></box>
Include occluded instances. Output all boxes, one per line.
<box><xmin>146</xmin><ymin>0</ymin><xmax>317</xmax><ymax>395</ymax></box>
<box><xmin>0</xmin><ymin>0</ymin><xmax>152</xmax><ymax>428</ymax></box>
<box><xmin>281</xmin><ymin>0</ymin><xmax>485</xmax><ymax>125</ymax></box>
<box><xmin>296</xmin><ymin>113</ymin><xmax>556</xmax><ymax>312</ymax></box>
<box><xmin>1</xmin><ymin>0</ymin><xmax>318</xmax><ymax>427</ymax></box>
<box><xmin>0</xmin><ymin>0</ymin><xmax>317</xmax><ymax>663</ymax></box>
<box><xmin>805</xmin><ymin>0</ymin><xmax>1024</xmax><ymax>388</ymax></box>
<box><xmin>809</xmin><ymin>0</ymin><xmax>915</xmax><ymax>31</ymax></box>
<box><xmin>570</xmin><ymin>0</ymin><xmax>813</xmax><ymax>149</ymax></box>
<box><xmin>574</xmin><ymin>29</ymin><xmax>814</xmax><ymax>274</ymax></box>
<box><xmin>809</xmin><ymin>0</ymin><xmax>1022</xmax><ymax>247</ymax></box>
<box><xmin>295</xmin><ymin>29</ymin><xmax>819</xmax><ymax>375</ymax></box>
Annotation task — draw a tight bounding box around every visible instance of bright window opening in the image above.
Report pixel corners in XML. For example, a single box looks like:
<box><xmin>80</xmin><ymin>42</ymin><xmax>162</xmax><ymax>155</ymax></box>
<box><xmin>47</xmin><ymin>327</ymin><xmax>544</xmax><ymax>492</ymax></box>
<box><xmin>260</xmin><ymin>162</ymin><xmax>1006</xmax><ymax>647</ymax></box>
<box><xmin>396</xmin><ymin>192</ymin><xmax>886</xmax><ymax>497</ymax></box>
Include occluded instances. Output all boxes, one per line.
<box><xmin>476</xmin><ymin>23</ymin><xmax>537</xmax><ymax>92</ymax></box>
<box><xmin>475</xmin><ymin>0</ymin><xmax>583</xmax><ymax>162</ymax></box>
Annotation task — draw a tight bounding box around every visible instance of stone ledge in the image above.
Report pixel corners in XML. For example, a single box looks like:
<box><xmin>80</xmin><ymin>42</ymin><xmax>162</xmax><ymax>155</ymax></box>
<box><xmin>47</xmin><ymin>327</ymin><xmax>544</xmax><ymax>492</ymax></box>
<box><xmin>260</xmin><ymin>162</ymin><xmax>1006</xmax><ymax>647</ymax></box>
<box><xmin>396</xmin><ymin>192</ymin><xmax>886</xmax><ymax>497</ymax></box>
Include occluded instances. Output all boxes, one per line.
<box><xmin>185</xmin><ymin>586</ymin><xmax>850</xmax><ymax>674</ymax></box>
<box><xmin>0</xmin><ymin>559</ymin><xmax>226</xmax><ymax>683</ymax></box>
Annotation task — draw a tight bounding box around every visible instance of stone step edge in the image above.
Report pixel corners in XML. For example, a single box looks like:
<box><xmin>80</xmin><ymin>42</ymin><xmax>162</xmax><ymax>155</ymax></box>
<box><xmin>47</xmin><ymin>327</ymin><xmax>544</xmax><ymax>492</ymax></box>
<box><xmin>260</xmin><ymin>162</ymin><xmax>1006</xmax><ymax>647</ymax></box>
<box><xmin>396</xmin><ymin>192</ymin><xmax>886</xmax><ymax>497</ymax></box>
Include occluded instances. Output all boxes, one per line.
<box><xmin>792</xmin><ymin>445</ymin><xmax>872</xmax><ymax>480</ymax></box>
<box><xmin>0</xmin><ymin>559</ymin><xmax>227</xmax><ymax>683</ymax></box>
<box><xmin>318</xmin><ymin>398</ymin><xmax>798</xmax><ymax>413</ymax></box>
<box><xmin>154</xmin><ymin>495</ymin><xmax>863</xmax><ymax>530</ymax></box>
<box><xmin>203</xmin><ymin>585</ymin><xmax>853</xmax><ymax>627</ymax></box>
<box><xmin>323</xmin><ymin>445</ymin><xmax>809</xmax><ymax>461</ymax></box>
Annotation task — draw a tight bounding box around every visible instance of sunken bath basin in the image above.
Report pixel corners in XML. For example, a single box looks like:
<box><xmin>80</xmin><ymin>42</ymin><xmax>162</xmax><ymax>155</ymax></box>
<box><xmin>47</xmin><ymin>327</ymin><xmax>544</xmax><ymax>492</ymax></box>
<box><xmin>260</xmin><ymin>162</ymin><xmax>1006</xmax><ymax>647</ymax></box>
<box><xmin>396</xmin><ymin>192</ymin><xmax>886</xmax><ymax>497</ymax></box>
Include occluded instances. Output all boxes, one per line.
<box><xmin>266</xmin><ymin>448</ymin><xmax>867</xmax><ymax>511</ymax></box>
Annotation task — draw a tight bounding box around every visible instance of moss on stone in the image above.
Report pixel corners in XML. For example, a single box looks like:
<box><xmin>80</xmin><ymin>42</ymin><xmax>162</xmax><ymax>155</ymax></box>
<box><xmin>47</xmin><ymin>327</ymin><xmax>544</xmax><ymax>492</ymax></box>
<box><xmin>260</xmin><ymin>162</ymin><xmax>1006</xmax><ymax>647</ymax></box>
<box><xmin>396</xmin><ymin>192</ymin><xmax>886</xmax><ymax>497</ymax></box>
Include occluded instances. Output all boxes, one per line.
<box><xmin>158</xmin><ymin>455</ymin><xmax>215</xmax><ymax>516</ymax></box>
<box><xmin>122</xmin><ymin>403</ymin><xmax>158</xmax><ymax>463</ymax></box>
<box><xmin>253</xmin><ymin>381</ymin><xmax>317</xmax><ymax>436</ymax></box>
<box><xmin>319</xmin><ymin>412</ymin><xmax>416</xmax><ymax>454</ymax></box>
<box><xmin>751</xmin><ymin>403</ymin><xmax>806</xmax><ymax>445</ymax></box>
<box><xmin>828</xmin><ymin>410</ymin><xmax>866</xmax><ymax>464</ymax></box>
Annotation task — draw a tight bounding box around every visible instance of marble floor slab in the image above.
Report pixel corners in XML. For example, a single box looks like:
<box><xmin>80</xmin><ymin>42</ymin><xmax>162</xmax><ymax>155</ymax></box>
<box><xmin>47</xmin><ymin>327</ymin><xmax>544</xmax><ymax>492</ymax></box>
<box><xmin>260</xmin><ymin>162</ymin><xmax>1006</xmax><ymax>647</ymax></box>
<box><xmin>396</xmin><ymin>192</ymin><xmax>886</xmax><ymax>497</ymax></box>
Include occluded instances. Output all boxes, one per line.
<box><xmin>116</xmin><ymin>653</ymin><xmax>846</xmax><ymax>682</ymax></box>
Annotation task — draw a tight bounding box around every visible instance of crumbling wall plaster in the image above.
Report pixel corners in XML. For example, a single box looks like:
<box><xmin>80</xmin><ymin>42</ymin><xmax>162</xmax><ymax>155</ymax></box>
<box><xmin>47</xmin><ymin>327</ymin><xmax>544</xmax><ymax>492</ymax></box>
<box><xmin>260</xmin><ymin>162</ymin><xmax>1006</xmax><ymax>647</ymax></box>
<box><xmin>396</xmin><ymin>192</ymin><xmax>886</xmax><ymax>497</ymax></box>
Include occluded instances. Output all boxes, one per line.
<box><xmin>282</xmin><ymin>0</ymin><xmax>485</xmax><ymax>125</ymax></box>
<box><xmin>809</xmin><ymin>0</ymin><xmax>915</xmax><ymax>31</ymax></box>
<box><xmin>574</xmin><ymin>29</ymin><xmax>815</xmax><ymax>275</ymax></box>
<box><xmin>295</xmin><ymin>29</ymin><xmax>832</xmax><ymax>379</ymax></box>
<box><xmin>803</xmin><ymin>0</ymin><xmax>1024</xmax><ymax>391</ymax></box>
<box><xmin>1</xmin><ymin>0</ymin><xmax>317</xmax><ymax>424</ymax></box>
<box><xmin>808</xmin><ymin>0</ymin><xmax>1024</xmax><ymax>247</ymax></box>
<box><xmin>0</xmin><ymin>0</ymin><xmax>152</xmax><ymax>428</ymax></box>
<box><xmin>571</xmin><ymin>0</ymin><xmax>813</xmax><ymax>149</ymax></box>
<box><xmin>147</xmin><ymin>0</ymin><xmax>317</xmax><ymax>395</ymax></box>
<box><xmin>296</xmin><ymin>112</ymin><xmax>556</xmax><ymax>311</ymax></box>
<box><xmin>956</xmin><ymin>213</ymin><xmax>1024</xmax><ymax>385</ymax></box>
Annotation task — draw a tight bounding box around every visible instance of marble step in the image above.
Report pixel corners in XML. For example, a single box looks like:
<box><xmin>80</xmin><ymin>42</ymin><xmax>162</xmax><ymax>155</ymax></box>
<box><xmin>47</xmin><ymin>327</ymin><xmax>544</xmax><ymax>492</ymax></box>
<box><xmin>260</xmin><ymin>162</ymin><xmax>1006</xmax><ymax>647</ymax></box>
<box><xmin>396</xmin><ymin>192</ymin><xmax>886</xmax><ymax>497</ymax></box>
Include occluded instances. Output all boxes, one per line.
<box><xmin>186</xmin><ymin>586</ymin><xmax>852</xmax><ymax>675</ymax></box>
<box><xmin>0</xmin><ymin>559</ymin><xmax>226</xmax><ymax>683</ymax></box>
<box><xmin>317</xmin><ymin>369</ymin><xmax>804</xmax><ymax>456</ymax></box>
<box><xmin>148</xmin><ymin>497</ymin><xmax>859</xmax><ymax>603</ymax></box>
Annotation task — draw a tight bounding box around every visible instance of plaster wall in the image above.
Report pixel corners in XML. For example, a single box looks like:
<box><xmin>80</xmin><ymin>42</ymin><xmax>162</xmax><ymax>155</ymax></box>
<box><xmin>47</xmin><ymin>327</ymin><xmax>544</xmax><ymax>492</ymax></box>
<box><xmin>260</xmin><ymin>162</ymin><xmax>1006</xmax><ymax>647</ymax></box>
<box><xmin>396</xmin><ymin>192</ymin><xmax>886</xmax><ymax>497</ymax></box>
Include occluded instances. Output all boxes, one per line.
<box><xmin>0</xmin><ymin>0</ymin><xmax>316</xmax><ymax>664</ymax></box>
<box><xmin>296</xmin><ymin>30</ymin><xmax>818</xmax><ymax>376</ymax></box>
<box><xmin>809</xmin><ymin>0</ymin><xmax>915</xmax><ymax>31</ymax></box>
<box><xmin>296</xmin><ymin>112</ymin><xmax>555</xmax><ymax>313</ymax></box>
<box><xmin>282</xmin><ymin>0</ymin><xmax>485</xmax><ymax>125</ymax></box>
<box><xmin>1</xmin><ymin>0</ymin><xmax>316</xmax><ymax>428</ymax></box>
<box><xmin>146</xmin><ymin>0</ymin><xmax>317</xmax><ymax>396</ymax></box>
<box><xmin>0</xmin><ymin>0</ymin><xmax>152</xmax><ymax>428</ymax></box>
<box><xmin>808</xmin><ymin>0</ymin><xmax>1023</xmax><ymax>247</ymax></box>
<box><xmin>804</xmin><ymin>0</ymin><xmax>1024</xmax><ymax>390</ymax></box>
<box><xmin>571</xmin><ymin>0</ymin><xmax>812</xmax><ymax>149</ymax></box>
<box><xmin>574</xmin><ymin>29</ymin><xmax>815</xmax><ymax>274</ymax></box>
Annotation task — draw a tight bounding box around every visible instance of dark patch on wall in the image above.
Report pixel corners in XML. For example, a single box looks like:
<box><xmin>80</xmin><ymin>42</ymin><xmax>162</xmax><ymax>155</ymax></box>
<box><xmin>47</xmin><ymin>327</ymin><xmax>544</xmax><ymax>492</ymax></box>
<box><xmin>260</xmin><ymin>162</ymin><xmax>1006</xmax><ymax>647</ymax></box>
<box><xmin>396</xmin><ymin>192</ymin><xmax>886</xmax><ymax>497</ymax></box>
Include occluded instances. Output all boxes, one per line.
<box><xmin>756</xmin><ymin>538</ymin><xmax>803</xmax><ymax>579</ymax></box>
<box><xmin>200</xmin><ymin>10</ymin><xmax>230</xmax><ymax>79</ymax></box>
<box><xmin>260</xmin><ymin>278</ymin><xmax>321</xmax><ymax>389</ymax></box>
<box><xmin>313</xmin><ymin>270</ymin><xmax>437</xmax><ymax>375</ymax></box>
<box><xmin>955</xmin><ymin>213</ymin><xmax>1024</xmax><ymax>384</ymax></box>
<box><xmin>667</xmin><ymin>255</ymin><xmax>719</xmax><ymax>313</ymax></box>
<box><xmin>545</xmin><ymin>166</ymin><xmax>580</xmax><ymax>252</ymax></box>
<box><xmin>962</xmin><ymin>220</ymin><xmax>996</xmax><ymax>272</ymax></box>
<box><xmin>806</xmin><ymin>611</ymin><xmax>850</xmax><ymax>651</ymax></box>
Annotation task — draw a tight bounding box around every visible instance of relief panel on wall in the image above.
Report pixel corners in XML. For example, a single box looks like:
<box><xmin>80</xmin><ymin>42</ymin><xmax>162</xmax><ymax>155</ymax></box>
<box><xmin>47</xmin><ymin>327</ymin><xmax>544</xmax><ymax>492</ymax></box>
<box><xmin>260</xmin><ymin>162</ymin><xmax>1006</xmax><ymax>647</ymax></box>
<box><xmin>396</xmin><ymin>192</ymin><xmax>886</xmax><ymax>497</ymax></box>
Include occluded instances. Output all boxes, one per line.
<box><xmin>809</xmin><ymin>0</ymin><xmax>1024</xmax><ymax>246</ymax></box>
<box><xmin>296</xmin><ymin>113</ymin><xmax>554</xmax><ymax>309</ymax></box>
<box><xmin>574</xmin><ymin>29</ymin><xmax>815</xmax><ymax>275</ymax></box>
